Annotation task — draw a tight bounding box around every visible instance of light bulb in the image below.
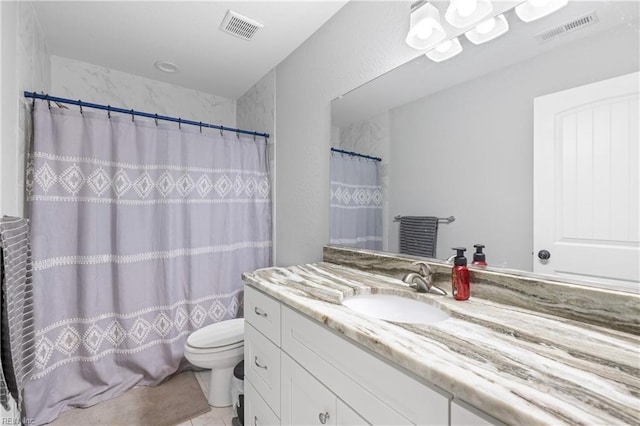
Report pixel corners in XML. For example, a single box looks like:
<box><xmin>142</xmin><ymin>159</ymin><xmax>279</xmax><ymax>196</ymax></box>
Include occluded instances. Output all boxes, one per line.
<box><xmin>415</xmin><ymin>23</ymin><xmax>434</xmax><ymax>40</ymax></box>
<box><xmin>475</xmin><ymin>17</ymin><xmax>496</xmax><ymax>34</ymax></box>
<box><xmin>456</xmin><ymin>0</ymin><xmax>478</xmax><ymax>17</ymax></box>
<box><xmin>529</xmin><ymin>0</ymin><xmax>551</xmax><ymax>7</ymax></box>
<box><xmin>435</xmin><ymin>40</ymin><xmax>453</xmax><ymax>53</ymax></box>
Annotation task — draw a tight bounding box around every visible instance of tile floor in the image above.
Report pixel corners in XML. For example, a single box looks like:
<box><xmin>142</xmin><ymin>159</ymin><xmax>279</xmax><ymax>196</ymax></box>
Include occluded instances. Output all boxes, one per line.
<box><xmin>176</xmin><ymin>371</ymin><xmax>237</xmax><ymax>426</ymax></box>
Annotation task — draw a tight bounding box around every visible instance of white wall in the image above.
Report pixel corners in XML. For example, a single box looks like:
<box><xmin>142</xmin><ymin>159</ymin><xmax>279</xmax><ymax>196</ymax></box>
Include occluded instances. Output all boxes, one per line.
<box><xmin>0</xmin><ymin>0</ymin><xmax>50</xmax><ymax>218</ymax></box>
<box><xmin>388</xmin><ymin>23</ymin><xmax>640</xmax><ymax>271</ymax></box>
<box><xmin>50</xmin><ymin>56</ymin><xmax>236</xmax><ymax>126</ymax></box>
<box><xmin>274</xmin><ymin>1</ymin><xmax>418</xmax><ymax>265</ymax></box>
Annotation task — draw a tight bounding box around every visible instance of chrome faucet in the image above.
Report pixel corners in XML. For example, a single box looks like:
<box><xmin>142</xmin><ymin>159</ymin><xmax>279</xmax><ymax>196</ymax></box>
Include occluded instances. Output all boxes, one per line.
<box><xmin>402</xmin><ymin>261</ymin><xmax>447</xmax><ymax>295</ymax></box>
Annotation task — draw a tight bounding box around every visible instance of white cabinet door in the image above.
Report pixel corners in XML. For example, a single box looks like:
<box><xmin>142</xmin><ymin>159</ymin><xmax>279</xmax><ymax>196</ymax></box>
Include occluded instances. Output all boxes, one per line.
<box><xmin>245</xmin><ymin>379</ymin><xmax>281</xmax><ymax>426</ymax></box>
<box><xmin>281</xmin><ymin>353</ymin><xmax>336</xmax><ymax>426</ymax></box>
<box><xmin>337</xmin><ymin>399</ymin><xmax>370</xmax><ymax>426</ymax></box>
<box><xmin>533</xmin><ymin>71</ymin><xmax>639</xmax><ymax>289</ymax></box>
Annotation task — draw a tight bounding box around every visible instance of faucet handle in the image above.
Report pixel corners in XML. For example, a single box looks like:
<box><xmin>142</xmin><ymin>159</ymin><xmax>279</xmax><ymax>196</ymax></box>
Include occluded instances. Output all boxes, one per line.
<box><xmin>411</xmin><ymin>261</ymin><xmax>433</xmax><ymax>277</ymax></box>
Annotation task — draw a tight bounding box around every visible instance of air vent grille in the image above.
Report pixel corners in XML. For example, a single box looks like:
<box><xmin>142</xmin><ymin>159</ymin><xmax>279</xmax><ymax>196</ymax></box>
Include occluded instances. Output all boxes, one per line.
<box><xmin>220</xmin><ymin>10</ymin><xmax>264</xmax><ymax>41</ymax></box>
<box><xmin>535</xmin><ymin>11</ymin><xmax>599</xmax><ymax>43</ymax></box>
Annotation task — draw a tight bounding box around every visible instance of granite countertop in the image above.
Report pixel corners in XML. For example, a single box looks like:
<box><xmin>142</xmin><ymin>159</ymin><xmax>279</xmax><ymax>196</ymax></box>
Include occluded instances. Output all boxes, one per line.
<box><xmin>242</xmin><ymin>262</ymin><xmax>640</xmax><ymax>426</ymax></box>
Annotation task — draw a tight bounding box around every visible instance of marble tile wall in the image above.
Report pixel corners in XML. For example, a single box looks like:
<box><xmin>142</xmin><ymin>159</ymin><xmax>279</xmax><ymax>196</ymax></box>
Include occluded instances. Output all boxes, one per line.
<box><xmin>50</xmin><ymin>56</ymin><xmax>236</xmax><ymax>127</ymax></box>
<box><xmin>1</xmin><ymin>0</ymin><xmax>50</xmax><ymax>218</ymax></box>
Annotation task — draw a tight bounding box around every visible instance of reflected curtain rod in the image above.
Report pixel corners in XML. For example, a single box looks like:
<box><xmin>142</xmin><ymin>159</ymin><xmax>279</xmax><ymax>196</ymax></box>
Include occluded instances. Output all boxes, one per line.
<box><xmin>331</xmin><ymin>147</ymin><xmax>381</xmax><ymax>162</ymax></box>
<box><xmin>23</xmin><ymin>91</ymin><xmax>270</xmax><ymax>139</ymax></box>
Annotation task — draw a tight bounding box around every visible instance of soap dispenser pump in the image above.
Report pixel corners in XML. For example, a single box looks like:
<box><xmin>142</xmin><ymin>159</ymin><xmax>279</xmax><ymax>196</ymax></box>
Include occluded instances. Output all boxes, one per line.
<box><xmin>451</xmin><ymin>247</ymin><xmax>470</xmax><ymax>301</ymax></box>
<box><xmin>472</xmin><ymin>244</ymin><xmax>487</xmax><ymax>266</ymax></box>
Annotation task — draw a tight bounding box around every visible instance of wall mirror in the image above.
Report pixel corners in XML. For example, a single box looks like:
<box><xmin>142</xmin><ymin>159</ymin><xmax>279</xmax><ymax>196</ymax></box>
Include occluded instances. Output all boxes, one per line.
<box><xmin>330</xmin><ymin>0</ymin><xmax>639</xmax><ymax>292</ymax></box>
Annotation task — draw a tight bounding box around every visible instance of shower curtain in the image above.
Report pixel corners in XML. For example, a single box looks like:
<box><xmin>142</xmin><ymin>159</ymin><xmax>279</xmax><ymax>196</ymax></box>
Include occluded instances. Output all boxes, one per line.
<box><xmin>24</xmin><ymin>103</ymin><xmax>271</xmax><ymax>424</ymax></box>
<box><xmin>330</xmin><ymin>152</ymin><xmax>382</xmax><ymax>250</ymax></box>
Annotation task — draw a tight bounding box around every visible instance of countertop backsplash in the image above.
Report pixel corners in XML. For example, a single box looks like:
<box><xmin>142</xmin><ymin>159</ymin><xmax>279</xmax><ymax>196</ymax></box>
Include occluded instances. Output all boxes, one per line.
<box><xmin>323</xmin><ymin>245</ymin><xmax>640</xmax><ymax>335</ymax></box>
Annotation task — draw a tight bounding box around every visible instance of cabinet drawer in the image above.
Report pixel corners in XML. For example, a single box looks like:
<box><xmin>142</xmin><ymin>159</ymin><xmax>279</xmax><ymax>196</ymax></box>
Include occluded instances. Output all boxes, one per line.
<box><xmin>246</xmin><ymin>379</ymin><xmax>280</xmax><ymax>426</ymax></box>
<box><xmin>245</xmin><ymin>285</ymin><xmax>281</xmax><ymax>345</ymax></box>
<box><xmin>246</xmin><ymin>322</ymin><xmax>281</xmax><ymax>417</ymax></box>
<box><xmin>282</xmin><ymin>306</ymin><xmax>449</xmax><ymax>425</ymax></box>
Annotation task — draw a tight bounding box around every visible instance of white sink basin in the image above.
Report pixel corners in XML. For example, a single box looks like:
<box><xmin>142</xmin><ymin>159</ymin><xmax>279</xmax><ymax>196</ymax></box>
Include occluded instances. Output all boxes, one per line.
<box><xmin>342</xmin><ymin>294</ymin><xmax>449</xmax><ymax>325</ymax></box>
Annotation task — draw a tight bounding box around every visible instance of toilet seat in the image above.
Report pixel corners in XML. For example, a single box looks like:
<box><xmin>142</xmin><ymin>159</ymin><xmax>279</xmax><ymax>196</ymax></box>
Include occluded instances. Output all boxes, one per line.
<box><xmin>185</xmin><ymin>340</ymin><xmax>243</xmax><ymax>355</ymax></box>
<box><xmin>186</xmin><ymin>318</ymin><xmax>244</xmax><ymax>349</ymax></box>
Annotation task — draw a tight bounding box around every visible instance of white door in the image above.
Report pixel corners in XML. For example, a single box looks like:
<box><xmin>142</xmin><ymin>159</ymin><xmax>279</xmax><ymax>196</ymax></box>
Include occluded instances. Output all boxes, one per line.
<box><xmin>534</xmin><ymin>72</ymin><xmax>639</xmax><ymax>290</ymax></box>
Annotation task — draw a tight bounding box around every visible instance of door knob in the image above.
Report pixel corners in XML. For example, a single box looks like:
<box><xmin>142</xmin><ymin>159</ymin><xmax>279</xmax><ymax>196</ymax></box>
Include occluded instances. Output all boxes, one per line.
<box><xmin>538</xmin><ymin>250</ymin><xmax>551</xmax><ymax>260</ymax></box>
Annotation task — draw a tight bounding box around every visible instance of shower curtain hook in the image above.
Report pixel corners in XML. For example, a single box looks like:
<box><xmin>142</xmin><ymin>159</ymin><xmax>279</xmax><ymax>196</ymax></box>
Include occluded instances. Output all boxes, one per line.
<box><xmin>107</xmin><ymin>105</ymin><xmax>111</xmax><ymax>119</ymax></box>
<box><xmin>78</xmin><ymin>100</ymin><xmax>83</xmax><ymax>115</ymax></box>
<box><xmin>178</xmin><ymin>118</ymin><xmax>182</xmax><ymax>130</ymax></box>
<box><xmin>236</xmin><ymin>130</ymin><xmax>240</xmax><ymax>140</ymax></box>
<box><xmin>219</xmin><ymin>126</ymin><xmax>223</xmax><ymax>137</ymax></box>
<box><xmin>155</xmin><ymin>114</ymin><xmax>158</xmax><ymax>126</ymax></box>
<box><xmin>130</xmin><ymin>109</ymin><xmax>135</xmax><ymax>122</ymax></box>
<box><xmin>199</xmin><ymin>122</ymin><xmax>203</xmax><ymax>133</ymax></box>
<box><xmin>253</xmin><ymin>132</ymin><xmax>257</xmax><ymax>142</ymax></box>
<box><xmin>46</xmin><ymin>94</ymin><xmax>51</xmax><ymax>109</ymax></box>
<box><xmin>31</xmin><ymin>93</ymin><xmax>35</xmax><ymax>109</ymax></box>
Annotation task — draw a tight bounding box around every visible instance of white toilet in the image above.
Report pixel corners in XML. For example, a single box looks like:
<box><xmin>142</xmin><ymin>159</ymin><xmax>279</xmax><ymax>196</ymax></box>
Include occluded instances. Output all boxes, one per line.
<box><xmin>184</xmin><ymin>318</ymin><xmax>244</xmax><ymax>407</ymax></box>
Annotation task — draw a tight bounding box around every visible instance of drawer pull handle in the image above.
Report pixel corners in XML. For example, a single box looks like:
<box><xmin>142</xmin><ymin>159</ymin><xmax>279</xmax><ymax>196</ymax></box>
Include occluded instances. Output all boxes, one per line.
<box><xmin>319</xmin><ymin>412</ymin><xmax>330</xmax><ymax>424</ymax></box>
<box><xmin>254</xmin><ymin>307</ymin><xmax>268</xmax><ymax>317</ymax></box>
<box><xmin>254</xmin><ymin>415</ymin><xmax>259</xmax><ymax>426</ymax></box>
<box><xmin>254</xmin><ymin>356</ymin><xmax>268</xmax><ymax>370</ymax></box>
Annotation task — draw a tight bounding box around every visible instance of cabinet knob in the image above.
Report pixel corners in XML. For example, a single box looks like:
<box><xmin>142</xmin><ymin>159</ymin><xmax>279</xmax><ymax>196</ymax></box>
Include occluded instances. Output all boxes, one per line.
<box><xmin>254</xmin><ymin>356</ymin><xmax>268</xmax><ymax>370</ymax></box>
<box><xmin>319</xmin><ymin>412</ymin><xmax>330</xmax><ymax>424</ymax></box>
<box><xmin>254</xmin><ymin>306</ymin><xmax>268</xmax><ymax>317</ymax></box>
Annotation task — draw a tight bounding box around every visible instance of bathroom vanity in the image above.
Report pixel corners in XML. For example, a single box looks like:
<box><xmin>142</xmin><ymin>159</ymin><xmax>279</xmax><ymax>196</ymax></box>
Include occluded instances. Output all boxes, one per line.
<box><xmin>242</xmin><ymin>246</ymin><xmax>639</xmax><ymax>426</ymax></box>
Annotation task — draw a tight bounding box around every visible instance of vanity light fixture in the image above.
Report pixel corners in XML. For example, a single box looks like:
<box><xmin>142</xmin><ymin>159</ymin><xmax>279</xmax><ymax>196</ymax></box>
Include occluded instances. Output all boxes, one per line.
<box><xmin>515</xmin><ymin>0</ymin><xmax>569</xmax><ymax>22</ymax></box>
<box><xmin>465</xmin><ymin>14</ymin><xmax>509</xmax><ymax>44</ymax></box>
<box><xmin>405</xmin><ymin>1</ymin><xmax>446</xmax><ymax>50</ymax></box>
<box><xmin>425</xmin><ymin>37</ymin><xmax>463</xmax><ymax>62</ymax></box>
<box><xmin>445</xmin><ymin>0</ymin><xmax>493</xmax><ymax>28</ymax></box>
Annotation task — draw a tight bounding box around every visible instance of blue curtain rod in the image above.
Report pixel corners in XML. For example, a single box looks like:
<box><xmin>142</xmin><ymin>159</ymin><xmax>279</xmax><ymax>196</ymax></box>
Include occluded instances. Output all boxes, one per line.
<box><xmin>331</xmin><ymin>147</ymin><xmax>381</xmax><ymax>162</ymax></box>
<box><xmin>24</xmin><ymin>91</ymin><xmax>270</xmax><ymax>139</ymax></box>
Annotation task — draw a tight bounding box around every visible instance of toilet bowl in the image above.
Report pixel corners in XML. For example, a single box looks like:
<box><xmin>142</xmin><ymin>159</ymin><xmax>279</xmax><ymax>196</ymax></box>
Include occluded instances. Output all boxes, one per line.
<box><xmin>184</xmin><ymin>318</ymin><xmax>244</xmax><ymax>407</ymax></box>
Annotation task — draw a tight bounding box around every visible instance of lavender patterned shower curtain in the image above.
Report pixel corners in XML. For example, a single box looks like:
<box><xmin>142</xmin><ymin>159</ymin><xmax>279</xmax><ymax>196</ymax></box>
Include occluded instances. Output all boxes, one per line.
<box><xmin>24</xmin><ymin>103</ymin><xmax>271</xmax><ymax>424</ymax></box>
<box><xmin>330</xmin><ymin>152</ymin><xmax>382</xmax><ymax>250</ymax></box>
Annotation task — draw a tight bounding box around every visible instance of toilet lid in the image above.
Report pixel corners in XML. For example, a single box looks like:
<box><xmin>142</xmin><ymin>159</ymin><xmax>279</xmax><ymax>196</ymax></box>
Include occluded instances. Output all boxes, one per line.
<box><xmin>187</xmin><ymin>318</ymin><xmax>244</xmax><ymax>349</ymax></box>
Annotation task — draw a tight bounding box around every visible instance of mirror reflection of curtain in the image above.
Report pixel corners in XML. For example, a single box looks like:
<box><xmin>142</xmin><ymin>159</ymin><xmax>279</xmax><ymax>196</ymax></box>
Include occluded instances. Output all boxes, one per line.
<box><xmin>330</xmin><ymin>152</ymin><xmax>382</xmax><ymax>250</ymax></box>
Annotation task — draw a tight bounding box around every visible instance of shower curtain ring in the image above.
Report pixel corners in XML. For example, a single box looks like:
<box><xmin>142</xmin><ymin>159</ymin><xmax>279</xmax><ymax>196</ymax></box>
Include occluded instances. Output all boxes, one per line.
<box><xmin>199</xmin><ymin>122</ymin><xmax>202</xmax><ymax>133</ymax></box>
<box><xmin>253</xmin><ymin>132</ymin><xmax>257</xmax><ymax>142</ymax></box>
<box><xmin>155</xmin><ymin>114</ymin><xmax>158</xmax><ymax>126</ymax></box>
<box><xmin>130</xmin><ymin>109</ymin><xmax>135</xmax><ymax>122</ymax></box>
<box><xmin>78</xmin><ymin>100</ymin><xmax>83</xmax><ymax>115</ymax></box>
<box><xmin>219</xmin><ymin>127</ymin><xmax>223</xmax><ymax>137</ymax></box>
<box><xmin>178</xmin><ymin>118</ymin><xmax>182</xmax><ymax>130</ymax></box>
<box><xmin>31</xmin><ymin>93</ymin><xmax>35</xmax><ymax>108</ymax></box>
<box><xmin>236</xmin><ymin>131</ymin><xmax>240</xmax><ymax>140</ymax></box>
<box><xmin>107</xmin><ymin>105</ymin><xmax>111</xmax><ymax>119</ymax></box>
<box><xmin>46</xmin><ymin>94</ymin><xmax>51</xmax><ymax>109</ymax></box>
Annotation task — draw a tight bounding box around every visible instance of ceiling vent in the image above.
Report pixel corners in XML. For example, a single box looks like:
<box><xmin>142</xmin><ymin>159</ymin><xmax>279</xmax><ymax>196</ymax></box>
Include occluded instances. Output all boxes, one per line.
<box><xmin>534</xmin><ymin>11</ymin><xmax>599</xmax><ymax>43</ymax></box>
<box><xmin>220</xmin><ymin>10</ymin><xmax>264</xmax><ymax>41</ymax></box>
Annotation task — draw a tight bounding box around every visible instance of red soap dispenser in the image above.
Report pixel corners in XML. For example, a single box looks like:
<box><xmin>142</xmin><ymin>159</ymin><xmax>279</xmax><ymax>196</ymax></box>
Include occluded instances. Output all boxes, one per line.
<box><xmin>451</xmin><ymin>247</ymin><xmax>470</xmax><ymax>301</ymax></box>
<box><xmin>472</xmin><ymin>244</ymin><xmax>487</xmax><ymax>266</ymax></box>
